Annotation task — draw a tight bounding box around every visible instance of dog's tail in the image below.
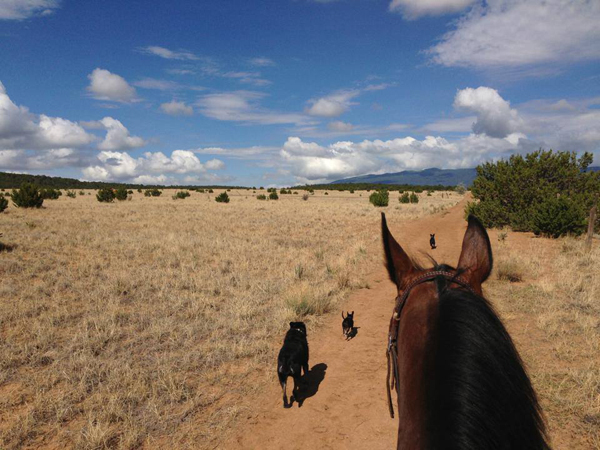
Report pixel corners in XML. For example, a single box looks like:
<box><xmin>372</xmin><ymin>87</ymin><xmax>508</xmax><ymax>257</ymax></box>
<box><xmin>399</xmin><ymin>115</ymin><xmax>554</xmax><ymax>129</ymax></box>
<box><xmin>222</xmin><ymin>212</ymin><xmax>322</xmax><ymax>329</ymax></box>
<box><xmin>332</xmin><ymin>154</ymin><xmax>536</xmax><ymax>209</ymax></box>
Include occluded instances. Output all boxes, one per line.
<box><xmin>278</xmin><ymin>356</ymin><xmax>295</xmax><ymax>377</ymax></box>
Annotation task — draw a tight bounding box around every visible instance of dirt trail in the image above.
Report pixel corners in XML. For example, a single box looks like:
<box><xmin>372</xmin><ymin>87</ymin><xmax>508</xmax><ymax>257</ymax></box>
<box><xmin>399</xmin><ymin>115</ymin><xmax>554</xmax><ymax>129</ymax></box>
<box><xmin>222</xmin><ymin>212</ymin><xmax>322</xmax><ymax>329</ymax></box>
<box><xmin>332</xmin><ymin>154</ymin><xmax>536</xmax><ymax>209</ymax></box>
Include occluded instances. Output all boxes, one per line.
<box><xmin>223</xmin><ymin>200</ymin><xmax>482</xmax><ymax>449</ymax></box>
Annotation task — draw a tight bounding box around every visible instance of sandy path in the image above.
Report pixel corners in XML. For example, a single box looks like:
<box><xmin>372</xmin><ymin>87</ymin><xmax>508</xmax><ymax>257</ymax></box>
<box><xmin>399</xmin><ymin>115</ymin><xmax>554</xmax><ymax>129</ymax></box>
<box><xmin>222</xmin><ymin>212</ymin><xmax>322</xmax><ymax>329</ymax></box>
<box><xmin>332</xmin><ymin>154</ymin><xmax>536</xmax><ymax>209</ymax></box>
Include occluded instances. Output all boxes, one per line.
<box><xmin>222</xmin><ymin>199</ymin><xmax>474</xmax><ymax>449</ymax></box>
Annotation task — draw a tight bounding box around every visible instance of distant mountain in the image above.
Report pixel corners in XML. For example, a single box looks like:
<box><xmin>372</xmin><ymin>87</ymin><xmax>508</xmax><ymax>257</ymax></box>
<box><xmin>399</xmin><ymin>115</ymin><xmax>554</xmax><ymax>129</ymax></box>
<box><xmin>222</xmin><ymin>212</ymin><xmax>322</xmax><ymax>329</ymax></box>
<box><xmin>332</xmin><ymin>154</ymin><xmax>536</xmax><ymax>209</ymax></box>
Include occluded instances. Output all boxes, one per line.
<box><xmin>331</xmin><ymin>168</ymin><xmax>477</xmax><ymax>187</ymax></box>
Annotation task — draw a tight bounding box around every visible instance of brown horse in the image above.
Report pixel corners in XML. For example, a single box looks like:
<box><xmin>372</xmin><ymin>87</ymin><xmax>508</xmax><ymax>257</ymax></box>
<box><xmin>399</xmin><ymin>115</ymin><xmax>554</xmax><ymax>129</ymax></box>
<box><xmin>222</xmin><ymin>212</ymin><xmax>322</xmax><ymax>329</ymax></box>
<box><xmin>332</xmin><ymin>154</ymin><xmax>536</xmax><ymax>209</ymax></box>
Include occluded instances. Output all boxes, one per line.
<box><xmin>382</xmin><ymin>213</ymin><xmax>551</xmax><ymax>450</ymax></box>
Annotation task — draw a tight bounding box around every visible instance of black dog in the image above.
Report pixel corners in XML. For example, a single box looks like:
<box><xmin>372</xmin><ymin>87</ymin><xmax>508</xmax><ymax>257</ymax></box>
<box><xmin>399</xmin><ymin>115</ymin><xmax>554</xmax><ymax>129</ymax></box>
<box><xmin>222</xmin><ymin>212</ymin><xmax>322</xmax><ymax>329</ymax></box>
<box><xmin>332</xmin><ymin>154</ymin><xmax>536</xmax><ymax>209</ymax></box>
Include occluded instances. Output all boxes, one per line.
<box><xmin>342</xmin><ymin>311</ymin><xmax>354</xmax><ymax>339</ymax></box>
<box><xmin>430</xmin><ymin>233</ymin><xmax>437</xmax><ymax>250</ymax></box>
<box><xmin>277</xmin><ymin>322</ymin><xmax>309</xmax><ymax>407</ymax></box>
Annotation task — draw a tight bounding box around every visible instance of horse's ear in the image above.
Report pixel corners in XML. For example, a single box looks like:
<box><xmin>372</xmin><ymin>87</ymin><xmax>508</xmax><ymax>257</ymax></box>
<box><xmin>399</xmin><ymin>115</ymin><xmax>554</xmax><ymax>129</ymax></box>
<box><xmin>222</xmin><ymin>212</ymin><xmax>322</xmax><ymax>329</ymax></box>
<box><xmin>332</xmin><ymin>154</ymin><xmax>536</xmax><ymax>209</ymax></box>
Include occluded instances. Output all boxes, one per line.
<box><xmin>457</xmin><ymin>215</ymin><xmax>493</xmax><ymax>291</ymax></box>
<box><xmin>381</xmin><ymin>213</ymin><xmax>416</xmax><ymax>288</ymax></box>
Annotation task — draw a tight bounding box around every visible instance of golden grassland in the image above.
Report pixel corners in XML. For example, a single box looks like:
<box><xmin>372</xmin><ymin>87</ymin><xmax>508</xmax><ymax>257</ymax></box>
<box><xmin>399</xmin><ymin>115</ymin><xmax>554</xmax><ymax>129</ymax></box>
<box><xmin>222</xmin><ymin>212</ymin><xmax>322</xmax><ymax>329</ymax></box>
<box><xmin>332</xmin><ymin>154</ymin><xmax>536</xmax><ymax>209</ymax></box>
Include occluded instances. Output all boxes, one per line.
<box><xmin>489</xmin><ymin>235</ymin><xmax>600</xmax><ymax>449</ymax></box>
<box><xmin>0</xmin><ymin>189</ymin><xmax>460</xmax><ymax>449</ymax></box>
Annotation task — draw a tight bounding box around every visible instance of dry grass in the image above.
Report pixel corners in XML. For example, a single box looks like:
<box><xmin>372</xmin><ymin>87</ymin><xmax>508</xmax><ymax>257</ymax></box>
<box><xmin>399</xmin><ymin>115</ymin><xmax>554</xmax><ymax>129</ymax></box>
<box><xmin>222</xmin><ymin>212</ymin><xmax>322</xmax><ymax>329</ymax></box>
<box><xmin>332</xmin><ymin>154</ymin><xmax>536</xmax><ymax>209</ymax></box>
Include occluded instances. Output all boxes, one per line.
<box><xmin>489</xmin><ymin>235</ymin><xmax>600</xmax><ymax>449</ymax></box>
<box><xmin>0</xmin><ymin>189</ymin><xmax>460</xmax><ymax>449</ymax></box>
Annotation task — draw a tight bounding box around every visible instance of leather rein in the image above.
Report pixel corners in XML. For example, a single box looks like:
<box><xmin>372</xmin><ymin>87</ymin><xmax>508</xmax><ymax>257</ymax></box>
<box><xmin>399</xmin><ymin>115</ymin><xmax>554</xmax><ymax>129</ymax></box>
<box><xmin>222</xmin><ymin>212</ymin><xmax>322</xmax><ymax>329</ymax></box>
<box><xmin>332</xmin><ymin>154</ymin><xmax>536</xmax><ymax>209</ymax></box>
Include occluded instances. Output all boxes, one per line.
<box><xmin>385</xmin><ymin>270</ymin><xmax>476</xmax><ymax>419</ymax></box>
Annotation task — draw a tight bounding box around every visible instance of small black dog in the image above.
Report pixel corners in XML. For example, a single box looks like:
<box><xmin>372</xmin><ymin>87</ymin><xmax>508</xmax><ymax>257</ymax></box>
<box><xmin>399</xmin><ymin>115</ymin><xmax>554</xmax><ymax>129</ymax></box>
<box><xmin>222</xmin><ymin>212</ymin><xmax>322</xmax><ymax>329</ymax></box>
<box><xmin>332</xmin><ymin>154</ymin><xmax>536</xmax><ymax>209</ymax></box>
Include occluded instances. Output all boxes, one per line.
<box><xmin>342</xmin><ymin>311</ymin><xmax>354</xmax><ymax>339</ymax></box>
<box><xmin>430</xmin><ymin>233</ymin><xmax>437</xmax><ymax>250</ymax></box>
<box><xmin>277</xmin><ymin>321</ymin><xmax>309</xmax><ymax>408</ymax></box>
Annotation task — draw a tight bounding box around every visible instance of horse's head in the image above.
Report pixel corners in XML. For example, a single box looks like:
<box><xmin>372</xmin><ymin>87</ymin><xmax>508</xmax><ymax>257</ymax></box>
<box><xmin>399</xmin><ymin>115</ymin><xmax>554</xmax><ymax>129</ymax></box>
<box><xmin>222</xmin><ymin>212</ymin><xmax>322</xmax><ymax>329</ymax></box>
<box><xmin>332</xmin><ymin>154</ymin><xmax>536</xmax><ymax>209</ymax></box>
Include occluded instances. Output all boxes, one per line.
<box><xmin>382</xmin><ymin>213</ymin><xmax>492</xmax><ymax>296</ymax></box>
<box><xmin>381</xmin><ymin>213</ymin><xmax>548</xmax><ymax>450</ymax></box>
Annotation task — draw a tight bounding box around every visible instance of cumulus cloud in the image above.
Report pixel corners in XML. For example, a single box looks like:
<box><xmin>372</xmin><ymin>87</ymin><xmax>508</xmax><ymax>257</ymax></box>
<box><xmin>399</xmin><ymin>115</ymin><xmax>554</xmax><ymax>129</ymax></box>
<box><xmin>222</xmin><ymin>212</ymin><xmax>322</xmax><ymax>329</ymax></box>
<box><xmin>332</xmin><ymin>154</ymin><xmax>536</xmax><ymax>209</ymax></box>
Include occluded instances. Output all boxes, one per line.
<box><xmin>306</xmin><ymin>90</ymin><xmax>359</xmax><ymax>117</ymax></box>
<box><xmin>453</xmin><ymin>86</ymin><xmax>523</xmax><ymax>138</ymax></box>
<box><xmin>389</xmin><ymin>0</ymin><xmax>475</xmax><ymax>19</ymax></box>
<box><xmin>141</xmin><ymin>46</ymin><xmax>199</xmax><ymax>60</ymax></box>
<box><xmin>87</xmin><ymin>69</ymin><xmax>138</xmax><ymax>103</ymax></box>
<box><xmin>0</xmin><ymin>0</ymin><xmax>60</xmax><ymax>20</ymax></box>
<box><xmin>280</xmin><ymin>134</ymin><xmax>527</xmax><ymax>181</ymax></box>
<box><xmin>82</xmin><ymin>149</ymin><xmax>225</xmax><ymax>182</ymax></box>
<box><xmin>160</xmin><ymin>100</ymin><xmax>193</xmax><ymax>116</ymax></box>
<box><xmin>429</xmin><ymin>0</ymin><xmax>600</xmax><ymax>69</ymax></box>
<box><xmin>197</xmin><ymin>91</ymin><xmax>309</xmax><ymax>125</ymax></box>
<box><xmin>84</xmin><ymin>117</ymin><xmax>146</xmax><ymax>151</ymax></box>
<box><xmin>0</xmin><ymin>81</ymin><xmax>95</xmax><ymax>150</ymax></box>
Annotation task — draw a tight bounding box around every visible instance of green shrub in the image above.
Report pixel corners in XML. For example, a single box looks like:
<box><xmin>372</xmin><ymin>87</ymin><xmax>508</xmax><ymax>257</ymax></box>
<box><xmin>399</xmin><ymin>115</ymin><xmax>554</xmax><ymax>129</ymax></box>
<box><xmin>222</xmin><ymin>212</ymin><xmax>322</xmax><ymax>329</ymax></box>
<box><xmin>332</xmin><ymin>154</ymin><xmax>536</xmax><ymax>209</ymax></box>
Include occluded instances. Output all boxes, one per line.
<box><xmin>409</xmin><ymin>192</ymin><xmax>419</xmax><ymax>204</ymax></box>
<box><xmin>399</xmin><ymin>192</ymin><xmax>410</xmax><ymax>204</ymax></box>
<box><xmin>414</xmin><ymin>188</ymin><xmax>423</xmax><ymax>194</ymax></box>
<box><xmin>256</xmin><ymin>194</ymin><xmax>267</xmax><ymax>200</ymax></box>
<box><xmin>197</xmin><ymin>189</ymin><xmax>205</xmax><ymax>193</ymax></box>
<box><xmin>532</xmin><ymin>195</ymin><xmax>587</xmax><ymax>238</ymax></box>
<box><xmin>349</xmin><ymin>189</ymin><xmax>354</xmax><ymax>194</ymax></box>
<box><xmin>267</xmin><ymin>187</ymin><xmax>276</xmax><ymax>193</ymax></box>
<box><xmin>215</xmin><ymin>192</ymin><xmax>230</xmax><ymax>203</ymax></box>
<box><xmin>369</xmin><ymin>190</ymin><xmax>389</xmax><ymax>207</ymax></box>
<box><xmin>324</xmin><ymin>192</ymin><xmax>328</xmax><ymax>195</ymax></box>
<box><xmin>66</xmin><ymin>190</ymin><xmax>76</xmax><ymax>198</ymax></box>
<box><xmin>302</xmin><ymin>193</ymin><xmax>309</xmax><ymax>201</ymax></box>
<box><xmin>0</xmin><ymin>195</ymin><xmax>8</xmax><ymax>212</ymax></box>
<box><xmin>455</xmin><ymin>183</ymin><xmax>467</xmax><ymax>195</ymax></box>
<box><xmin>96</xmin><ymin>188</ymin><xmax>116</xmax><ymax>203</ymax></box>
<box><xmin>79</xmin><ymin>190</ymin><xmax>85</xmax><ymax>196</ymax></box>
<box><xmin>144</xmin><ymin>188</ymin><xmax>162</xmax><ymax>197</ymax></box>
<box><xmin>269</xmin><ymin>192</ymin><xmax>279</xmax><ymax>200</ymax></box>
<box><xmin>41</xmin><ymin>188</ymin><xmax>61</xmax><ymax>200</ymax></box>
<box><xmin>467</xmin><ymin>150</ymin><xmax>599</xmax><ymax>234</ymax></box>
<box><xmin>208</xmin><ymin>189</ymin><xmax>214</xmax><ymax>193</ymax></box>
<box><xmin>127</xmin><ymin>190</ymin><xmax>133</xmax><ymax>194</ymax></box>
<box><xmin>115</xmin><ymin>187</ymin><xmax>128</xmax><ymax>201</ymax></box>
<box><xmin>173</xmin><ymin>191</ymin><xmax>191</xmax><ymax>200</ymax></box>
<box><xmin>137</xmin><ymin>188</ymin><xmax>142</xmax><ymax>193</ymax></box>
<box><xmin>12</xmin><ymin>183</ymin><xmax>44</xmax><ymax>208</ymax></box>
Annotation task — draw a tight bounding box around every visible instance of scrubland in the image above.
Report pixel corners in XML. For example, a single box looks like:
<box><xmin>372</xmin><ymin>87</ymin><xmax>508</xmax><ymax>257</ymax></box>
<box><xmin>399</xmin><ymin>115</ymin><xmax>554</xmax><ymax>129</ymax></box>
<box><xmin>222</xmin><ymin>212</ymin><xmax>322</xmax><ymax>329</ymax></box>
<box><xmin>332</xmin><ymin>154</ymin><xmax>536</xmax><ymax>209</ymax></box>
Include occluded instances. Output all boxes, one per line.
<box><xmin>489</xmin><ymin>234</ymin><xmax>600</xmax><ymax>449</ymax></box>
<box><xmin>0</xmin><ymin>189</ymin><xmax>460</xmax><ymax>449</ymax></box>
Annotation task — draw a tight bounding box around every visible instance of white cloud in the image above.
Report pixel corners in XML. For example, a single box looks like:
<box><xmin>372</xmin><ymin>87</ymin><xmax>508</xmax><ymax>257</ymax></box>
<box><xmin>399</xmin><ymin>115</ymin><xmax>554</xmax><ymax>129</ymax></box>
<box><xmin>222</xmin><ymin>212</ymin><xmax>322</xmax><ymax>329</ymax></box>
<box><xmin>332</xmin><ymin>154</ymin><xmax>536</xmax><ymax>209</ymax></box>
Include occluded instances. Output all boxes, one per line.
<box><xmin>82</xmin><ymin>149</ymin><xmax>225</xmax><ymax>182</ymax></box>
<box><xmin>205</xmin><ymin>158</ymin><xmax>225</xmax><ymax>170</ymax></box>
<box><xmin>429</xmin><ymin>0</ymin><xmax>600</xmax><ymax>69</ymax></box>
<box><xmin>134</xmin><ymin>78</ymin><xmax>181</xmax><ymax>91</ymax></box>
<box><xmin>280</xmin><ymin>134</ymin><xmax>527</xmax><ymax>181</ymax></box>
<box><xmin>328</xmin><ymin>121</ymin><xmax>354</xmax><ymax>132</ymax></box>
<box><xmin>160</xmin><ymin>100</ymin><xmax>193</xmax><ymax>116</ymax></box>
<box><xmin>87</xmin><ymin>68</ymin><xmax>138</xmax><ymax>103</ymax></box>
<box><xmin>453</xmin><ymin>87</ymin><xmax>523</xmax><ymax>138</ymax></box>
<box><xmin>389</xmin><ymin>0</ymin><xmax>475</xmax><ymax>19</ymax></box>
<box><xmin>306</xmin><ymin>90</ymin><xmax>359</xmax><ymax>117</ymax></box>
<box><xmin>197</xmin><ymin>91</ymin><xmax>309</xmax><ymax>125</ymax></box>
<box><xmin>0</xmin><ymin>81</ymin><xmax>95</xmax><ymax>150</ymax></box>
<box><xmin>141</xmin><ymin>46</ymin><xmax>199</xmax><ymax>60</ymax></box>
<box><xmin>0</xmin><ymin>0</ymin><xmax>60</xmax><ymax>20</ymax></box>
<box><xmin>249</xmin><ymin>57</ymin><xmax>275</xmax><ymax>67</ymax></box>
<box><xmin>86</xmin><ymin>117</ymin><xmax>145</xmax><ymax>151</ymax></box>
<box><xmin>0</xmin><ymin>148</ymin><xmax>91</xmax><ymax>170</ymax></box>
<box><xmin>223</xmin><ymin>71</ymin><xmax>271</xmax><ymax>87</ymax></box>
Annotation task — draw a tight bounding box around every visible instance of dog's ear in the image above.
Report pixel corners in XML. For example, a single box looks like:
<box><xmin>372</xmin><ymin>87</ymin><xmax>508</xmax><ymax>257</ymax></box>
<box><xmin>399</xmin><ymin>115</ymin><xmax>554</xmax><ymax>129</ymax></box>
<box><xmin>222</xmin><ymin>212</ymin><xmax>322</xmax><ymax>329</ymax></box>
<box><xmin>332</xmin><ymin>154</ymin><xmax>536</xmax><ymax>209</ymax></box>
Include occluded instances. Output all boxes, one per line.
<box><xmin>289</xmin><ymin>321</ymin><xmax>294</xmax><ymax>328</ymax></box>
<box><xmin>457</xmin><ymin>215</ymin><xmax>493</xmax><ymax>294</ymax></box>
<box><xmin>351</xmin><ymin>311</ymin><xmax>354</xmax><ymax>316</ymax></box>
<box><xmin>382</xmin><ymin>213</ymin><xmax>417</xmax><ymax>289</ymax></box>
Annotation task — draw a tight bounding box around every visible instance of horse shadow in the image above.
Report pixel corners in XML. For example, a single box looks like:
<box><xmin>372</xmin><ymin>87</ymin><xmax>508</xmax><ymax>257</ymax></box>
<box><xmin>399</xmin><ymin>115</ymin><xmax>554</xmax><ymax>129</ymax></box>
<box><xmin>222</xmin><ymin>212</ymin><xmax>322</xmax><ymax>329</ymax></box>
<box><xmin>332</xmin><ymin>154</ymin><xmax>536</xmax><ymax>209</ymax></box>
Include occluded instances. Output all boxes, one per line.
<box><xmin>292</xmin><ymin>363</ymin><xmax>327</xmax><ymax>408</ymax></box>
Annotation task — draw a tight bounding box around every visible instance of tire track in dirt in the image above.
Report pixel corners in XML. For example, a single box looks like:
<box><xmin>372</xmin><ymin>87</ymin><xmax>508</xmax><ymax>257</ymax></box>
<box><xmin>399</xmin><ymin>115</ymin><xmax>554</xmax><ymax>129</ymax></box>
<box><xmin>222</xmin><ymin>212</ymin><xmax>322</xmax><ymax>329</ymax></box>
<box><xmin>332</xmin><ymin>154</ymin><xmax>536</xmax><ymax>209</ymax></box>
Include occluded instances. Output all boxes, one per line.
<box><xmin>222</xmin><ymin>199</ymin><xmax>473</xmax><ymax>449</ymax></box>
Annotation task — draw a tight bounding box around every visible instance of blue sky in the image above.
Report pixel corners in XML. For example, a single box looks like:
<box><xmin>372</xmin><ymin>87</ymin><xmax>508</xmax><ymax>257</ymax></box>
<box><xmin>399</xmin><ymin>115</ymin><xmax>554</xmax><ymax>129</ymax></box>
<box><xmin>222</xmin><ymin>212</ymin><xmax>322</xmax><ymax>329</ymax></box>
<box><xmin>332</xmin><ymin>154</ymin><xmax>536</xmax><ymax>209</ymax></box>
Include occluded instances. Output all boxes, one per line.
<box><xmin>1</xmin><ymin>0</ymin><xmax>599</xmax><ymax>186</ymax></box>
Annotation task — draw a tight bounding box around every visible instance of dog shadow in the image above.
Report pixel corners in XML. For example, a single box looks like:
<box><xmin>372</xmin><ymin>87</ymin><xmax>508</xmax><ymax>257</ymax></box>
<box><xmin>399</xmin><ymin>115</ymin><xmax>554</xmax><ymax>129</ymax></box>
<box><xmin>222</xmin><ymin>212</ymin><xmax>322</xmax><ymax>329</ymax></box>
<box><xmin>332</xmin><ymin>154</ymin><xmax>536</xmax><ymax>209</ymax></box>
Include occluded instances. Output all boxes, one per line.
<box><xmin>293</xmin><ymin>363</ymin><xmax>327</xmax><ymax>408</ymax></box>
<box><xmin>346</xmin><ymin>327</ymin><xmax>360</xmax><ymax>340</ymax></box>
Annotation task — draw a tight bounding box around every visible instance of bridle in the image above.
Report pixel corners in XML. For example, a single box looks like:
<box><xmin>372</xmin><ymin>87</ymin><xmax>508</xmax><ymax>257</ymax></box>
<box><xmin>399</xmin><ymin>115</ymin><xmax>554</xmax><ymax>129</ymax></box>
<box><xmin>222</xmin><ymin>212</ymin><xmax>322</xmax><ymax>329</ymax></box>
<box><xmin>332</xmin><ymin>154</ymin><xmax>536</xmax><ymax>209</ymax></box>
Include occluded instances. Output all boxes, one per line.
<box><xmin>385</xmin><ymin>270</ymin><xmax>477</xmax><ymax>419</ymax></box>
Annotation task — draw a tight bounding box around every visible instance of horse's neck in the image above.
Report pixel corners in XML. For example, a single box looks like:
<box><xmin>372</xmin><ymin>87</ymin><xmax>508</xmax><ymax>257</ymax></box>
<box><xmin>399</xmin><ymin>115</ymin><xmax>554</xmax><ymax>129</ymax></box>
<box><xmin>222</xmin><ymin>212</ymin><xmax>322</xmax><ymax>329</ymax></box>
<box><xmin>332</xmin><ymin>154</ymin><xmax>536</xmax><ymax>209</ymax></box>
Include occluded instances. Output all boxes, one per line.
<box><xmin>396</xmin><ymin>291</ymin><xmax>439</xmax><ymax>450</ymax></box>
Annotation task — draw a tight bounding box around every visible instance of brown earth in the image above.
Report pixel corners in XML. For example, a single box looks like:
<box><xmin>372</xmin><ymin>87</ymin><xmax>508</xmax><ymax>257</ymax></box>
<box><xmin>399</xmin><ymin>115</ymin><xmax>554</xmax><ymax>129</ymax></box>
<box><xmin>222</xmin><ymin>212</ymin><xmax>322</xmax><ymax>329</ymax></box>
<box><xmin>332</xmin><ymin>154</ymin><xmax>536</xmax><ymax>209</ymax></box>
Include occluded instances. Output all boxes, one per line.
<box><xmin>222</xmin><ymin>198</ymin><xmax>561</xmax><ymax>449</ymax></box>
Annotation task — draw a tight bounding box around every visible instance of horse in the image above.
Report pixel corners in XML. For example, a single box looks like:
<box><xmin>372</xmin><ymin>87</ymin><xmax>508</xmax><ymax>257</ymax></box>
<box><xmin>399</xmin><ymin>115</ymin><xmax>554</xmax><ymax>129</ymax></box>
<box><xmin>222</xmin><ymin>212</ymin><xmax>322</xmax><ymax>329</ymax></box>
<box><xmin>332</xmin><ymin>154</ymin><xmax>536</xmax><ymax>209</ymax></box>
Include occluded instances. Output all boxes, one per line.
<box><xmin>381</xmin><ymin>213</ymin><xmax>551</xmax><ymax>450</ymax></box>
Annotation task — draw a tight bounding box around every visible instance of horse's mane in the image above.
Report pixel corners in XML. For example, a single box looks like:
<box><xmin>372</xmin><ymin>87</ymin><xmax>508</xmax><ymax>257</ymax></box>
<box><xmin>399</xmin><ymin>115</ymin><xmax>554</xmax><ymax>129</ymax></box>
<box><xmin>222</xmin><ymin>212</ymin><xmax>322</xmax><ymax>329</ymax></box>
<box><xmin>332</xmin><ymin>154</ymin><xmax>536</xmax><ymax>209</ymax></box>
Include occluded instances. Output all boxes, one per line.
<box><xmin>428</xmin><ymin>270</ymin><xmax>551</xmax><ymax>450</ymax></box>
